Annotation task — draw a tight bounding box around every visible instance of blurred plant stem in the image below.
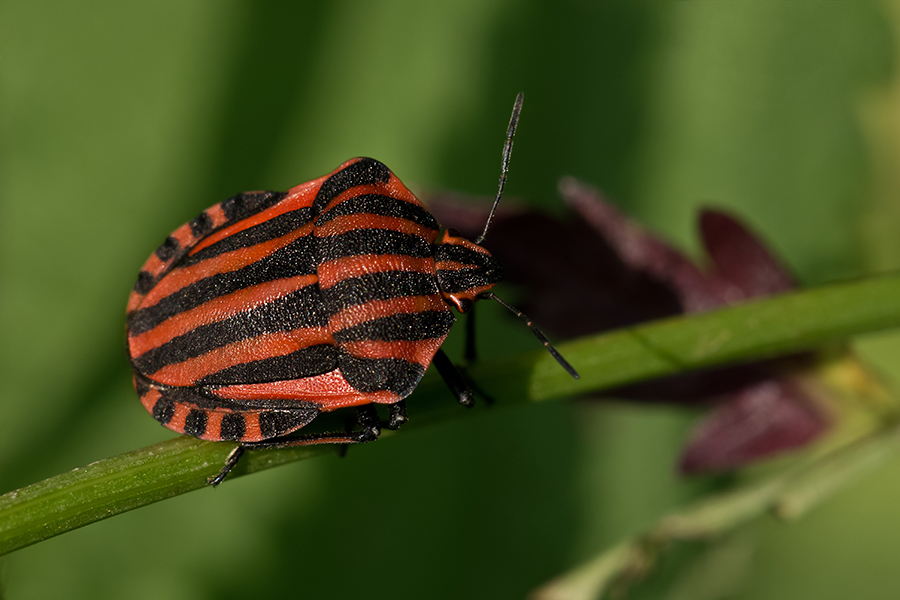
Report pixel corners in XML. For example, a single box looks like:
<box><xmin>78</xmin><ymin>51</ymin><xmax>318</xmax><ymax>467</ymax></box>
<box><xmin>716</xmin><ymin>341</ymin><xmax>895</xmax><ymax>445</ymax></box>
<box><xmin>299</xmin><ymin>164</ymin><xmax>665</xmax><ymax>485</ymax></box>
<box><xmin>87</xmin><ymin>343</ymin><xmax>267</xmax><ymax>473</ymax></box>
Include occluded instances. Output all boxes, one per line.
<box><xmin>531</xmin><ymin>395</ymin><xmax>899</xmax><ymax>600</ymax></box>
<box><xmin>4</xmin><ymin>273</ymin><xmax>900</xmax><ymax>557</ymax></box>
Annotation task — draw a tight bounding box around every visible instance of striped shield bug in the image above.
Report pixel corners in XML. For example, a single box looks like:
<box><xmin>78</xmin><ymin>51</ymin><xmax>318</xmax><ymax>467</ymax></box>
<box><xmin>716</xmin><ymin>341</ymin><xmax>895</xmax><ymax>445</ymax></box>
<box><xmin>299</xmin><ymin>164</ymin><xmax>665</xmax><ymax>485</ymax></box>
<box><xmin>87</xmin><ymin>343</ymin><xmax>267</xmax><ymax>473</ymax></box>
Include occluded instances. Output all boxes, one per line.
<box><xmin>126</xmin><ymin>93</ymin><xmax>578</xmax><ymax>485</ymax></box>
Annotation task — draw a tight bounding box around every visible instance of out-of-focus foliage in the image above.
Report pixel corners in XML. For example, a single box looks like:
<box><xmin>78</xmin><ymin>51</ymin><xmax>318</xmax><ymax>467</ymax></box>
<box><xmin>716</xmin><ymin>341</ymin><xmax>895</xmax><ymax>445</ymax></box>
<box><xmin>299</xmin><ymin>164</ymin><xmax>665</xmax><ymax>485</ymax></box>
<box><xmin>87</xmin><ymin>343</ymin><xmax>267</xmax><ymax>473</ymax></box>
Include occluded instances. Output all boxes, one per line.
<box><xmin>1</xmin><ymin>2</ymin><xmax>899</xmax><ymax>599</ymax></box>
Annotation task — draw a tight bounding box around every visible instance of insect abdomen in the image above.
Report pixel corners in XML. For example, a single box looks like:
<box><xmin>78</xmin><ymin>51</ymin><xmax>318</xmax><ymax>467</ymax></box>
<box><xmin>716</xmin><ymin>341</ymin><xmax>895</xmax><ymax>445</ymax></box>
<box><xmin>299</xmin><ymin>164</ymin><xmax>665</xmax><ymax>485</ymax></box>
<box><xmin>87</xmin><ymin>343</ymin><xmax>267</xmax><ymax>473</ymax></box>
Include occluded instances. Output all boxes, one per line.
<box><xmin>134</xmin><ymin>374</ymin><xmax>320</xmax><ymax>443</ymax></box>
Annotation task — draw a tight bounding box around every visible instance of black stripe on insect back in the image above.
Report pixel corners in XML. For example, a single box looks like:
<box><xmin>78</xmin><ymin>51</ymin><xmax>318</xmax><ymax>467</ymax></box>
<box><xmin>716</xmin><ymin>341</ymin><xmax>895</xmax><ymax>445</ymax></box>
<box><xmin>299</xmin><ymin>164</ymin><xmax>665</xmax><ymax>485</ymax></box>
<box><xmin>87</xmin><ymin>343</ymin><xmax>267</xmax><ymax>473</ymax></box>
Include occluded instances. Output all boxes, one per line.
<box><xmin>184</xmin><ymin>409</ymin><xmax>208</xmax><ymax>437</ymax></box>
<box><xmin>155</xmin><ymin>236</ymin><xmax>181</xmax><ymax>261</ymax></box>
<box><xmin>433</xmin><ymin>243</ymin><xmax>489</xmax><ymax>265</ymax></box>
<box><xmin>128</xmin><ymin>235</ymin><xmax>318</xmax><ymax>335</ymax></box>
<box><xmin>319</xmin><ymin>229</ymin><xmax>432</xmax><ymax>263</ymax></box>
<box><xmin>132</xmin><ymin>285</ymin><xmax>327</xmax><ymax>375</ymax></box>
<box><xmin>323</xmin><ymin>271</ymin><xmax>440</xmax><ymax>313</ymax></box>
<box><xmin>436</xmin><ymin>267</ymin><xmax>503</xmax><ymax>294</ymax></box>
<box><xmin>220</xmin><ymin>413</ymin><xmax>246</xmax><ymax>441</ymax></box>
<box><xmin>181</xmin><ymin>208</ymin><xmax>315</xmax><ymax>267</ymax></box>
<box><xmin>145</xmin><ymin>380</ymin><xmax>321</xmax><ymax>412</ymax></box>
<box><xmin>133</xmin><ymin>270</ymin><xmax>156</xmax><ymax>295</ymax></box>
<box><xmin>316</xmin><ymin>194</ymin><xmax>439</xmax><ymax>230</ymax></box>
<box><xmin>196</xmin><ymin>344</ymin><xmax>338</xmax><ymax>386</ymax></box>
<box><xmin>259</xmin><ymin>408</ymin><xmax>320</xmax><ymax>439</ymax></box>
<box><xmin>338</xmin><ymin>352</ymin><xmax>425</xmax><ymax>396</ymax></box>
<box><xmin>152</xmin><ymin>396</ymin><xmax>175</xmax><ymax>424</ymax></box>
<box><xmin>189</xmin><ymin>211</ymin><xmax>215</xmax><ymax>237</ymax></box>
<box><xmin>311</xmin><ymin>158</ymin><xmax>391</xmax><ymax>214</ymax></box>
<box><xmin>334</xmin><ymin>311</ymin><xmax>454</xmax><ymax>343</ymax></box>
<box><xmin>220</xmin><ymin>191</ymin><xmax>287</xmax><ymax>222</ymax></box>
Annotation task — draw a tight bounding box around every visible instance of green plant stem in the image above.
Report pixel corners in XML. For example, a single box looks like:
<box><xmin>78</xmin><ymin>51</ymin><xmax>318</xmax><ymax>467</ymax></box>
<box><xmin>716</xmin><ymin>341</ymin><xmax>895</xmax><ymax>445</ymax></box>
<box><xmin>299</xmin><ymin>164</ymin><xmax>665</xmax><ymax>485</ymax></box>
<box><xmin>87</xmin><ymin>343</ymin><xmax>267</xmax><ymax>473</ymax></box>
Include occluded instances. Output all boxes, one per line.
<box><xmin>3</xmin><ymin>273</ymin><xmax>900</xmax><ymax>556</ymax></box>
<box><xmin>530</xmin><ymin>422</ymin><xmax>900</xmax><ymax>600</ymax></box>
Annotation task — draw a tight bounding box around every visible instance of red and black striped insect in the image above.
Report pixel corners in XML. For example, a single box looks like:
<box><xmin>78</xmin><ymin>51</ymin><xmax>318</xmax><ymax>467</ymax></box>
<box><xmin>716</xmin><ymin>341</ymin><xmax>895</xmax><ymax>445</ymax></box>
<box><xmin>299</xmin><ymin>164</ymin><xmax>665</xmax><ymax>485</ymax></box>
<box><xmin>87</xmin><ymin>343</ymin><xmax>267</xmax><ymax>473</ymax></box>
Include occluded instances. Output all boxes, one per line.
<box><xmin>126</xmin><ymin>93</ymin><xmax>578</xmax><ymax>485</ymax></box>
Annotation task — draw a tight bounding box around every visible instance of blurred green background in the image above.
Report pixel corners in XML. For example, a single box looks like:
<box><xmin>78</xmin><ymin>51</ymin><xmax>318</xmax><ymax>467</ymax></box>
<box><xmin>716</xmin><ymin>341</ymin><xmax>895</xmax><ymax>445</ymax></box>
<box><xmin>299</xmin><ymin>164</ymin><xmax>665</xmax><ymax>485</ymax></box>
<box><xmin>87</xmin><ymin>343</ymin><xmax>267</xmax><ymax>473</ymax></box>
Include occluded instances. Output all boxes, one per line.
<box><xmin>2</xmin><ymin>1</ymin><xmax>900</xmax><ymax>598</ymax></box>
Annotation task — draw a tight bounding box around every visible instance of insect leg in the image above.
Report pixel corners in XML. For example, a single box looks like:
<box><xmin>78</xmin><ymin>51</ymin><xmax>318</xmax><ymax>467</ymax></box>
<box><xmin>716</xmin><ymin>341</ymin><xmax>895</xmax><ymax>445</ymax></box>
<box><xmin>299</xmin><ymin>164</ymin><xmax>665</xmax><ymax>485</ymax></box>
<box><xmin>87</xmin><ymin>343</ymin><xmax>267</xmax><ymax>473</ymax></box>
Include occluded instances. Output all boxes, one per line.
<box><xmin>208</xmin><ymin>445</ymin><xmax>246</xmax><ymax>487</ymax></box>
<box><xmin>458</xmin><ymin>309</ymin><xmax>498</xmax><ymax>404</ymax></box>
<box><xmin>208</xmin><ymin>405</ymin><xmax>383</xmax><ymax>486</ymax></box>
<box><xmin>433</xmin><ymin>349</ymin><xmax>475</xmax><ymax>407</ymax></box>
<box><xmin>465</xmin><ymin>307</ymin><xmax>478</xmax><ymax>364</ymax></box>
<box><xmin>386</xmin><ymin>400</ymin><xmax>408</xmax><ymax>430</ymax></box>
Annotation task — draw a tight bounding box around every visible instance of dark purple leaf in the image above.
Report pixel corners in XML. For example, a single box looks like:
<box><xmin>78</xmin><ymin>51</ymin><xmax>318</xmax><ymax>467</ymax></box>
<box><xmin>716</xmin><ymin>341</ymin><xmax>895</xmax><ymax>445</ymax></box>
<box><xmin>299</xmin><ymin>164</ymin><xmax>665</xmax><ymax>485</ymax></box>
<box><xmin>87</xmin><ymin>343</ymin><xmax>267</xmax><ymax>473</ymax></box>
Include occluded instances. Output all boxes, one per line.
<box><xmin>679</xmin><ymin>379</ymin><xmax>827</xmax><ymax>474</ymax></box>
<box><xmin>426</xmin><ymin>179</ymin><xmax>829</xmax><ymax>473</ymax></box>
<box><xmin>427</xmin><ymin>192</ymin><xmax>683</xmax><ymax>338</ymax></box>
<box><xmin>699</xmin><ymin>210</ymin><xmax>796</xmax><ymax>300</ymax></box>
<box><xmin>559</xmin><ymin>178</ymin><xmax>731</xmax><ymax>313</ymax></box>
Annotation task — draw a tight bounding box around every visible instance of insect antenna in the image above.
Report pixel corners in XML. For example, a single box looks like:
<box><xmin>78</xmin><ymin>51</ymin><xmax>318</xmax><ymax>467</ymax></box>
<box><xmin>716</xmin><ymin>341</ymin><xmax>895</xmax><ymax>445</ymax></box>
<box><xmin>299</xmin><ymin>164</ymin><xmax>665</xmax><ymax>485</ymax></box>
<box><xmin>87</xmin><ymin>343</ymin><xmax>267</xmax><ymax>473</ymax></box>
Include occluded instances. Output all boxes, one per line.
<box><xmin>475</xmin><ymin>92</ymin><xmax>524</xmax><ymax>245</ymax></box>
<box><xmin>470</xmin><ymin>94</ymin><xmax>577</xmax><ymax>379</ymax></box>
<box><xmin>481</xmin><ymin>292</ymin><xmax>580</xmax><ymax>379</ymax></box>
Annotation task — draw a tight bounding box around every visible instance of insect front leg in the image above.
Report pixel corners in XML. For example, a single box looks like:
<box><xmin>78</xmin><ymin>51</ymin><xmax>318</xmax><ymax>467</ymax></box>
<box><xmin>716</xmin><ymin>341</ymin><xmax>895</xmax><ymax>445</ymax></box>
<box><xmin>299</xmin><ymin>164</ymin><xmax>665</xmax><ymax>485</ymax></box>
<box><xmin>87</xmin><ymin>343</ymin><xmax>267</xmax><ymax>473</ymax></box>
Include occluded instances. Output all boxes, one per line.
<box><xmin>432</xmin><ymin>349</ymin><xmax>475</xmax><ymax>407</ymax></box>
<box><xmin>465</xmin><ymin>307</ymin><xmax>478</xmax><ymax>364</ymax></box>
<box><xmin>438</xmin><ymin>317</ymin><xmax>496</xmax><ymax>406</ymax></box>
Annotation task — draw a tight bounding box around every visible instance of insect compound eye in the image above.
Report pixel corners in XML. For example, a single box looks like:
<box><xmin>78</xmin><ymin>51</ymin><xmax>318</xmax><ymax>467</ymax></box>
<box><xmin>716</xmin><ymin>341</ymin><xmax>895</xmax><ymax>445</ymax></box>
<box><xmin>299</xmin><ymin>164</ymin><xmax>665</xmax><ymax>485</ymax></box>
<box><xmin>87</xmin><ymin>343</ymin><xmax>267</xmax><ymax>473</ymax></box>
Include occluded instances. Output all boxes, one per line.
<box><xmin>455</xmin><ymin>297</ymin><xmax>474</xmax><ymax>313</ymax></box>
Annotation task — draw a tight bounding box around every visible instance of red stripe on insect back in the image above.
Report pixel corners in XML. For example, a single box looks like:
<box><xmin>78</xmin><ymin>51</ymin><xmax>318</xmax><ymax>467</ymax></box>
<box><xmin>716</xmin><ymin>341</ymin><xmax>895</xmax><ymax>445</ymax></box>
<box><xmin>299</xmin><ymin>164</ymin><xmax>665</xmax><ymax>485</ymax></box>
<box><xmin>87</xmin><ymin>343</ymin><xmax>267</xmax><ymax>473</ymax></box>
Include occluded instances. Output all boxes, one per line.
<box><xmin>318</xmin><ymin>190</ymin><xmax>438</xmax><ymax>231</ymax></box>
<box><xmin>198</xmin><ymin>408</ymin><xmax>277</xmax><ymax>443</ymax></box>
<box><xmin>316</xmin><ymin>213</ymin><xmax>439</xmax><ymax>241</ymax></box>
<box><xmin>127</xmin><ymin>267</ymin><xmax>165</xmax><ymax>315</ymax></box>
<box><xmin>157</xmin><ymin>404</ymin><xmax>264</xmax><ymax>443</ymax></box>
<box><xmin>205</xmin><ymin>203</ymin><xmax>229</xmax><ymax>229</ymax></box>
<box><xmin>384</xmin><ymin>172</ymin><xmax>422</xmax><ymax>204</ymax></box>
<box><xmin>139</xmin><ymin>226</ymin><xmax>315</xmax><ymax>310</ymax></box>
<box><xmin>148</xmin><ymin>327</ymin><xmax>333</xmax><ymax>386</ymax></box>
<box><xmin>317</xmin><ymin>255</ymin><xmax>436</xmax><ymax>289</ymax></box>
<box><xmin>137</xmin><ymin>254</ymin><xmax>167</xmax><ymax>283</ymax></box>
<box><xmin>201</xmin><ymin>409</ymin><xmax>226</xmax><ymax>441</ymax></box>
<box><xmin>328</xmin><ymin>295</ymin><xmax>448</xmax><ymax>331</ymax></box>
<box><xmin>170</xmin><ymin>222</ymin><xmax>199</xmax><ymax>253</ymax></box>
<box><xmin>129</xmin><ymin>274</ymin><xmax>320</xmax><ymax>355</ymax></box>
<box><xmin>190</xmin><ymin>177</ymin><xmax>323</xmax><ymax>256</ymax></box>
<box><xmin>139</xmin><ymin>387</ymin><xmax>163</xmax><ymax>415</ymax></box>
<box><xmin>240</xmin><ymin>412</ymin><xmax>264</xmax><ymax>442</ymax></box>
<box><xmin>341</xmin><ymin>338</ymin><xmax>444</xmax><ymax>363</ymax></box>
<box><xmin>281</xmin><ymin>176</ymin><xmax>324</xmax><ymax>208</ymax></box>
<box><xmin>164</xmin><ymin>401</ymin><xmax>195</xmax><ymax>436</ymax></box>
<box><xmin>318</xmin><ymin>174</ymin><xmax>422</xmax><ymax>215</ymax></box>
<box><xmin>215</xmin><ymin>371</ymin><xmax>398</xmax><ymax>408</ymax></box>
<box><xmin>324</xmin><ymin>184</ymin><xmax>423</xmax><ymax>209</ymax></box>
<box><xmin>126</xmin><ymin>211</ymin><xmax>233</xmax><ymax>313</ymax></box>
